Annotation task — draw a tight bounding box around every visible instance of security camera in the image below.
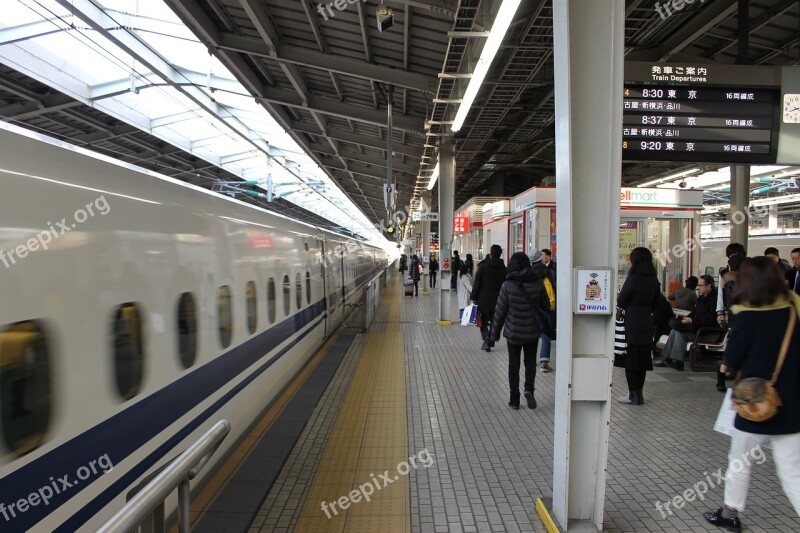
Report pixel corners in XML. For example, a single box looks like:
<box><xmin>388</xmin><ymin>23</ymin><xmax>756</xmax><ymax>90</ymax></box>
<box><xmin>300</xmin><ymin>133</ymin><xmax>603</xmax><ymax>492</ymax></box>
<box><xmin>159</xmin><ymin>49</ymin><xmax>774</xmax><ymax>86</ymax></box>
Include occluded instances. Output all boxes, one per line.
<box><xmin>377</xmin><ymin>5</ymin><xmax>393</xmax><ymax>32</ymax></box>
<box><xmin>679</xmin><ymin>181</ymin><xmax>687</xmax><ymax>189</ymax></box>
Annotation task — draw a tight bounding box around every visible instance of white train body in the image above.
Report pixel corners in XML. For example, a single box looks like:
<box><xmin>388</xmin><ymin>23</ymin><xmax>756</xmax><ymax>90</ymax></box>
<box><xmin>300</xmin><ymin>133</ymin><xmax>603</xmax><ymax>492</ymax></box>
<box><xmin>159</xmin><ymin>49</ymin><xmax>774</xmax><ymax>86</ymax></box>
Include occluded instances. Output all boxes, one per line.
<box><xmin>699</xmin><ymin>236</ymin><xmax>798</xmax><ymax>278</ymax></box>
<box><xmin>0</xmin><ymin>122</ymin><xmax>386</xmax><ymax>531</ymax></box>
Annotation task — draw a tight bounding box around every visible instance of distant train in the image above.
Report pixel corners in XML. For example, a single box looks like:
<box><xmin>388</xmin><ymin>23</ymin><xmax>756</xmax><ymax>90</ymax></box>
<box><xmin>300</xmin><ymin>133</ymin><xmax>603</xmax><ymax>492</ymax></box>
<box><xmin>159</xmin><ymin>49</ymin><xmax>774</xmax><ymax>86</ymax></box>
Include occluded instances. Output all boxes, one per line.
<box><xmin>0</xmin><ymin>122</ymin><xmax>388</xmax><ymax>531</ymax></box>
<box><xmin>699</xmin><ymin>235</ymin><xmax>799</xmax><ymax>278</ymax></box>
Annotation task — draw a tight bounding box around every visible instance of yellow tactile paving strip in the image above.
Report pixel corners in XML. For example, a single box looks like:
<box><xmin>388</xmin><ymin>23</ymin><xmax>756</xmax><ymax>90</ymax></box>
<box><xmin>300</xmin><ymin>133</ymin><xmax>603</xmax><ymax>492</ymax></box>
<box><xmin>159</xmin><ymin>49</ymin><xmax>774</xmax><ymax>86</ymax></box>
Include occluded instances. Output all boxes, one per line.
<box><xmin>294</xmin><ymin>287</ymin><xmax>409</xmax><ymax>532</ymax></box>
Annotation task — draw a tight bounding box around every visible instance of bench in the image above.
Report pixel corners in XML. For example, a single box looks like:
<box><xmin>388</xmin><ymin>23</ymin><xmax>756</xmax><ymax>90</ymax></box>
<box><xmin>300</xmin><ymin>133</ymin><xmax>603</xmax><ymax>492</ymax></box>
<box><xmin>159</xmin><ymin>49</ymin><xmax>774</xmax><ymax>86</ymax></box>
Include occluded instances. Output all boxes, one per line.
<box><xmin>655</xmin><ymin>327</ymin><xmax>728</xmax><ymax>372</ymax></box>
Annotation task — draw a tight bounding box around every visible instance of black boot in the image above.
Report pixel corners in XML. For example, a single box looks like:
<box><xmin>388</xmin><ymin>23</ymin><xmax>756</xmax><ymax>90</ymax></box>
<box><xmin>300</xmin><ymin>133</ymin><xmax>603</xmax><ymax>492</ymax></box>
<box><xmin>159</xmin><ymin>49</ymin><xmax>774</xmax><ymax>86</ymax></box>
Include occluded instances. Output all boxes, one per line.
<box><xmin>635</xmin><ymin>389</ymin><xmax>644</xmax><ymax>405</ymax></box>
<box><xmin>716</xmin><ymin>371</ymin><xmax>727</xmax><ymax>392</ymax></box>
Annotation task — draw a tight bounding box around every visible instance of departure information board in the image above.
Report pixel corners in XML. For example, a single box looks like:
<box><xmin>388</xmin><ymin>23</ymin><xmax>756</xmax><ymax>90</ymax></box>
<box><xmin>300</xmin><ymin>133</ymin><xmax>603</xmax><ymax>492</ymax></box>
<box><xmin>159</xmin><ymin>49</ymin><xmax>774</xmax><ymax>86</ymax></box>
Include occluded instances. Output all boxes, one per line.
<box><xmin>623</xmin><ymin>63</ymin><xmax>781</xmax><ymax>164</ymax></box>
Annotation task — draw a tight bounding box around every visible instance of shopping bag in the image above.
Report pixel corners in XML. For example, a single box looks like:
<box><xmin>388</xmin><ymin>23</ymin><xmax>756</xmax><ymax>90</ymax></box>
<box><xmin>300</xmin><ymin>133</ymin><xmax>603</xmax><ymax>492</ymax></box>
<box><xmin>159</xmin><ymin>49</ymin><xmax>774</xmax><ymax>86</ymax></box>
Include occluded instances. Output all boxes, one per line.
<box><xmin>461</xmin><ymin>304</ymin><xmax>476</xmax><ymax>326</ymax></box>
<box><xmin>713</xmin><ymin>388</ymin><xmax>736</xmax><ymax>437</ymax></box>
<box><xmin>469</xmin><ymin>304</ymin><xmax>479</xmax><ymax>326</ymax></box>
<box><xmin>403</xmin><ymin>278</ymin><xmax>415</xmax><ymax>286</ymax></box>
<box><xmin>461</xmin><ymin>304</ymin><xmax>473</xmax><ymax>326</ymax></box>
<box><xmin>613</xmin><ymin>310</ymin><xmax>627</xmax><ymax>368</ymax></box>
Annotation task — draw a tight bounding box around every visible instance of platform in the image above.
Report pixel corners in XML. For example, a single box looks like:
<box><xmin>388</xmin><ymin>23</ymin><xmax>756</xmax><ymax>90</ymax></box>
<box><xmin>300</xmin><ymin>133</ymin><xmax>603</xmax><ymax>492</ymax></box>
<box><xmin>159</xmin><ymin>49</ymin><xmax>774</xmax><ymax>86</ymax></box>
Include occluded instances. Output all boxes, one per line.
<box><xmin>197</xmin><ymin>276</ymin><xmax>798</xmax><ymax>533</ymax></box>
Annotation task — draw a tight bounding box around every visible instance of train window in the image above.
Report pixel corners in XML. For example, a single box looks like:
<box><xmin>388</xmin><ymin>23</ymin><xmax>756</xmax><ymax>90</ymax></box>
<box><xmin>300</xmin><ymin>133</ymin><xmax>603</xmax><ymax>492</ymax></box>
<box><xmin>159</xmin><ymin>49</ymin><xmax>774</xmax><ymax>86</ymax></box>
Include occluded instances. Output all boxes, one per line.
<box><xmin>267</xmin><ymin>278</ymin><xmax>276</xmax><ymax>324</ymax></box>
<box><xmin>217</xmin><ymin>286</ymin><xmax>233</xmax><ymax>348</ymax></box>
<box><xmin>246</xmin><ymin>281</ymin><xmax>257</xmax><ymax>334</ymax></box>
<box><xmin>283</xmin><ymin>275</ymin><xmax>290</xmax><ymax>316</ymax></box>
<box><xmin>305</xmin><ymin>271</ymin><xmax>311</xmax><ymax>304</ymax></box>
<box><xmin>176</xmin><ymin>293</ymin><xmax>197</xmax><ymax>369</ymax></box>
<box><xmin>295</xmin><ymin>273</ymin><xmax>302</xmax><ymax>309</ymax></box>
<box><xmin>0</xmin><ymin>320</ymin><xmax>51</xmax><ymax>455</ymax></box>
<box><xmin>112</xmin><ymin>303</ymin><xmax>145</xmax><ymax>401</ymax></box>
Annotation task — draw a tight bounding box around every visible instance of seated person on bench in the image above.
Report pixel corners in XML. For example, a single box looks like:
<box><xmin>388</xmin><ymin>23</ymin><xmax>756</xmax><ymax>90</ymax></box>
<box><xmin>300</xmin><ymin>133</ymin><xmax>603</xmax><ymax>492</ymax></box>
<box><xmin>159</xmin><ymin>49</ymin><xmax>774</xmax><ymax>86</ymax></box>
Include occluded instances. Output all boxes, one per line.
<box><xmin>669</xmin><ymin>276</ymin><xmax>698</xmax><ymax>311</ymax></box>
<box><xmin>655</xmin><ymin>274</ymin><xmax>718</xmax><ymax>370</ymax></box>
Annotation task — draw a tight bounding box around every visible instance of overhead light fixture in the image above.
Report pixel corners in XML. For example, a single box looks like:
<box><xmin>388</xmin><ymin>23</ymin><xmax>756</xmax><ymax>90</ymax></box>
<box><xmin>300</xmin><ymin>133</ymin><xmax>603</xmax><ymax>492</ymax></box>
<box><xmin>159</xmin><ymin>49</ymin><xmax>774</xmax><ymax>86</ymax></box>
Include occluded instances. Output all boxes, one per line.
<box><xmin>451</xmin><ymin>0</ymin><xmax>522</xmax><ymax>133</ymax></box>
<box><xmin>426</xmin><ymin>164</ymin><xmax>440</xmax><ymax>190</ymax></box>
<box><xmin>637</xmin><ymin>168</ymin><xmax>700</xmax><ymax>187</ymax></box>
<box><xmin>377</xmin><ymin>4</ymin><xmax>394</xmax><ymax>32</ymax></box>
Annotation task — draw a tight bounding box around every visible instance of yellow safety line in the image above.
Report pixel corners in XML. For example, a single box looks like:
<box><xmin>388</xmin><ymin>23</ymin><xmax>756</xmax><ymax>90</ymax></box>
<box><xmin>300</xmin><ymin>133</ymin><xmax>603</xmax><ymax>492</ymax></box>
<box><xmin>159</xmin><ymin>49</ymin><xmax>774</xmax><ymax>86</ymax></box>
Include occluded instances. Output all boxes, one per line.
<box><xmin>294</xmin><ymin>282</ymin><xmax>409</xmax><ymax>531</ymax></box>
<box><xmin>536</xmin><ymin>498</ymin><xmax>561</xmax><ymax>533</ymax></box>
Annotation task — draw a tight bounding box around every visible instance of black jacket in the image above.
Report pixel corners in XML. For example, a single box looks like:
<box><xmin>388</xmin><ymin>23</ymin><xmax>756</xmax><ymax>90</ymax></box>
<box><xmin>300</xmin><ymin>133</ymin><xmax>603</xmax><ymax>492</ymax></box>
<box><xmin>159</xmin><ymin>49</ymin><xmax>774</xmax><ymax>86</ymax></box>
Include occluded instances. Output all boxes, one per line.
<box><xmin>725</xmin><ymin>299</ymin><xmax>800</xmax><ymax>435</ymax></box>
<box><xmin>617</xmin><ymin>271</ymin><xmax>662</xmax><ymax>345</ymax></box>
<box><xmin>409</xmin><ymin>259</ymin><xmax>420</xmax><ymax>281</ymax></box>
<box><xmin>429</xmin><ymin>259</ymin><xmax>439</xmax><ymax>272</ymax></box>
<box><xmin>787</xmin><ymin>268</ymin><xmax>800</xmax><ymax>294</ymax></box>
<box><xmin>470</xmin><ymin>257</ymin><xmax>507</xmax><ymax>316</ymax></box>
<box><xmin>689</xmin><ymin>289</ymin><xmax>718</xmax><ymax>332</ymax></box>
<box><xmin>491</xmin><ymin>268</ymin><xmax>550</xmax><ymax>345</ymax></box>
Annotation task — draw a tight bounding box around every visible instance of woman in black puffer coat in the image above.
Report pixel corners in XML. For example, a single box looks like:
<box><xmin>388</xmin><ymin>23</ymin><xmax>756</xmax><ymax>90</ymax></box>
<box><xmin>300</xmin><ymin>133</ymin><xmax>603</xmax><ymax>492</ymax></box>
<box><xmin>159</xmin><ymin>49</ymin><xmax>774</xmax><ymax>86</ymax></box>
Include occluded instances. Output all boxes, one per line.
<box><xmin>492</xmin><ymin>252</ymin><xmax>551</xmax><ymax>410</ymax></box>
<box><xmin>616</xmin><ymin>247</ymin><xmax>662</xmax><ymax>405</ymax></box>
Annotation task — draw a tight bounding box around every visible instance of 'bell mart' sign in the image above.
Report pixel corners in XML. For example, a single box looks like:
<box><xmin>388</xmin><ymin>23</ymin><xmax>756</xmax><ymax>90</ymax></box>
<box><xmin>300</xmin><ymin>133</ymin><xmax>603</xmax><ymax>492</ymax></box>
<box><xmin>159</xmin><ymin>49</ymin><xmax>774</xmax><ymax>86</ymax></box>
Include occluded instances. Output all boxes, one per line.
<box><xmin>619</xmin><ymin>187</ymin><xmax>703</xmax><ymax>209</ymax></box>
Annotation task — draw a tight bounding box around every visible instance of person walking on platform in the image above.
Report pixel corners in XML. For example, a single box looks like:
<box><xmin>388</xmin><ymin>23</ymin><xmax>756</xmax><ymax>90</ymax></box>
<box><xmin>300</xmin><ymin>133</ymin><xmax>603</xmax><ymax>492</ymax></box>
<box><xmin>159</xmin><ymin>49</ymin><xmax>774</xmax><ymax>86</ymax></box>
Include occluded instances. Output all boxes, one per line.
<box><xmin>429</xmin><ymin>255</ymin><xmax>439</xmax><ymax>289</ymax></box>
<box><xmin>530</xmin><ymin>250</ymin><xmax>556</xmax><ymax>373</ymax></box>
<box><xmin>465</xmin><ymin>253</ymin><xmax>474</xmax><ymax>276</ymax></box>
<box><xmin>491</xmin><ymin>252</ymin><xmax>550</xmax><ymax>410</ymax></box>
<box><xmin>785</xmin><ymin>248</ymin><xmax>800</xmax><ymax>295</ymax></box>
<box><xmin>409</xmin><ymin>255</ymin><xmax>421</xmax><ymax>297</ymax></box>
<box><xmin>399</xmin><ymin>254</ymin><xmax>407</xmax><ymax>275</ymax></box>
<box><xmin>616</xmin><ymin>247</ymin><xmax>661</xmax><ymax>406</ymax></box>
<box><xmin>703</xmin><ymin>256</ymin><xmax>800</xmax><ymax>531</ymax></box>
<box><xmin>717</xmin><ymin>243</ymin><xmax>746</xmax><ymax>323</ymax></box>
<box><xmin>450</xmin><ymin>250</ymin><xmax>463</xmax><ymax>290</ymax></box>
<box><xmin>470</xmin><ymin>245</ymin><xmax>507</xmax><ymax>352</ymax></box>
<box><xmin>457</xmin><ymin>264</ymin><xmax>473</xmax><ymax>319</ymax></box>
<box><xmin>542</xmin><ymin>249</ymin><xmax>556</xmax><ymax>281</ymax></box>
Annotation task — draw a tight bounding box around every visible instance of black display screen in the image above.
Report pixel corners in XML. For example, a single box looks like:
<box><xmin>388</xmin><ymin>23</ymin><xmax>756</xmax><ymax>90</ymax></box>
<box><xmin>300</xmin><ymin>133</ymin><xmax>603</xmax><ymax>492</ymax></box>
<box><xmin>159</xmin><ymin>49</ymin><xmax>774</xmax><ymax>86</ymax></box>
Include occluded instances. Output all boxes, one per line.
<box><xmin>622</xmin><ymin>84</ymin><xmax>780</xmax><ymax>164</ymax></box>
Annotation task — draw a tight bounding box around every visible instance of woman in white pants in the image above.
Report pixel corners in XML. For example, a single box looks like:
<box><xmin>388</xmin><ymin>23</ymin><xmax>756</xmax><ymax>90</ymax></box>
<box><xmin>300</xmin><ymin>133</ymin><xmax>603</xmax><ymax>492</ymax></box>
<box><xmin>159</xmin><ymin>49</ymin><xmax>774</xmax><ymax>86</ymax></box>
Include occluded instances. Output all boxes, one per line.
<box><xmin>703</xmin><ymin>257</ymin><xmax>800</xmax><ymax>531</ymax></box>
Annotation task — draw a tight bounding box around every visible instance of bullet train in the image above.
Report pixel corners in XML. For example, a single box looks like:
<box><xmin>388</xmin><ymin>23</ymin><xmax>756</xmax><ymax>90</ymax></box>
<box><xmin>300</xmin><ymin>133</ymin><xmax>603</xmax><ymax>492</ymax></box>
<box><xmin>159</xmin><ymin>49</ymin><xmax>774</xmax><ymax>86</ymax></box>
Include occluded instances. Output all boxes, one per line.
<box><xmin>0</xmin><ymin>121</ymin><xmax>388</xmax><ymax>531</ymax></box>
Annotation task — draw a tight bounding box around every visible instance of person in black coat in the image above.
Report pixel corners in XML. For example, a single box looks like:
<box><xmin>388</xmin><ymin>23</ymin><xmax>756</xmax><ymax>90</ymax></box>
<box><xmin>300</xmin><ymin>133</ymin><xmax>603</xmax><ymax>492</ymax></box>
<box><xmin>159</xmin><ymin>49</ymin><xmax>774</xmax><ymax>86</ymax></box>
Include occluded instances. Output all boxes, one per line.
<box><xmin>428</xmin><ymin>255</ymin><xmax>439</xmax><ymax>289</ymax></box>
<box><xmin>470</xmin><ymin>244</ymin><xmax>507</xmax><ymax>351</ymax></box>
<box><xmin>409</xmin><ymin>255</ymin><xmax>421</xmax><ymax>297</ymax></box>
<box><xmin>655</xmin><ymin>275</ymin><xmax>718</xmax><ymax>371</ymax></box>
<box><xmin>450</xmin><ymin>251</ymin><xmax>463</xmax><ymax>290</ymax></box>
<box><xmin>491</xmin><ymin>252</ymin><xmax>550</xmax><ymax>410</ymax></box>
<box><xmin>616</xmin><ymin>247</ymin><xmax>662</xmax><ymax>405</ymax></box>
<box><xmin>703</xmin><ymin>257</ymin><xmax>800</xmax><ymax>531</ymax></box>
<box><xmin>465</xmin><ymin>253</ymin><xmax>474</xmax><ymax>276</ymax></box>
<box><xmin>785</xmin><ymin>248</ymin><xmax>800</xmax><ymax>295</ymax></box>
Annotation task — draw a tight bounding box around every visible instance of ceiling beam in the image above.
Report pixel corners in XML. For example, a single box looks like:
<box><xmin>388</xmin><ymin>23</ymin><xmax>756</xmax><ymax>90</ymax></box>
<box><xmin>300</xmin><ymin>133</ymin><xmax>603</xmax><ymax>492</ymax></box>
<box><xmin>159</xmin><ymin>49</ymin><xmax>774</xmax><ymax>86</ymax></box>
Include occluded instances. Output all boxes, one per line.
<box><xmin>218</xmin><ymin>34</ymin><xmax>436</xmax><ymax>94</ymax></box>
<box><xmin>290</xmin><ymin>121</ymin><xmax>421</xmax><ymax>157</ymax></box>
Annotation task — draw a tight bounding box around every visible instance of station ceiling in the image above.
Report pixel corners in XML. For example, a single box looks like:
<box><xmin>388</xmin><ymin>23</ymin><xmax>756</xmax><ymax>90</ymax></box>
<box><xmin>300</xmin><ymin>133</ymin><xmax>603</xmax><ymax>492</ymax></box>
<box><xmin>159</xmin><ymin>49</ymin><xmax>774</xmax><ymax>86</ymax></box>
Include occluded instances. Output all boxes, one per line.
<box><xmin>1</xmin><ymin>0</ymin><xmax>799</xmax><ymax>233</ymax></box>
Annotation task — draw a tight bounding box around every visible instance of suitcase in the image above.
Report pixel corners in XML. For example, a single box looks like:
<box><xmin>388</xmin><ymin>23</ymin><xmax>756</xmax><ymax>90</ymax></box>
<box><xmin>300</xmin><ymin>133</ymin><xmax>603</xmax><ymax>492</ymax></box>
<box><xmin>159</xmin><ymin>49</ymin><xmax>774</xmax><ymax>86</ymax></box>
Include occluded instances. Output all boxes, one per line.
<box><xmin>405</xmin><ymin>283</ymin><xmax>415</xmax><ymax>297</ymax></box>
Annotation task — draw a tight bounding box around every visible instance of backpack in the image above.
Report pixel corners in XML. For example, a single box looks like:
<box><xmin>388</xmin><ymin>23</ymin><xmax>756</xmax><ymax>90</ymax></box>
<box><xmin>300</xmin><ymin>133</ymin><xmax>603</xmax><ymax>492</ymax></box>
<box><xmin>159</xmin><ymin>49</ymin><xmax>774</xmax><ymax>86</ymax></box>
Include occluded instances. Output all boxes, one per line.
<box><xmin>543</xmin><ymin>275</ymin><xmax>556</xmax><ymax>311</ymax></box>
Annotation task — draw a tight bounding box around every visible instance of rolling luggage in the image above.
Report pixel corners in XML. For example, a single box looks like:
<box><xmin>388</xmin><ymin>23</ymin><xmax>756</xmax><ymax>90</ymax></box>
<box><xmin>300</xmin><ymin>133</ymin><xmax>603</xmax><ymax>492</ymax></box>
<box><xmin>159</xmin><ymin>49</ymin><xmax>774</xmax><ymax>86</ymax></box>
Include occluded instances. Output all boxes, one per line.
<box><xmin>405</xmin><ymin>283</ymin><xmax>415</xmax><ymax>297</ymax></box>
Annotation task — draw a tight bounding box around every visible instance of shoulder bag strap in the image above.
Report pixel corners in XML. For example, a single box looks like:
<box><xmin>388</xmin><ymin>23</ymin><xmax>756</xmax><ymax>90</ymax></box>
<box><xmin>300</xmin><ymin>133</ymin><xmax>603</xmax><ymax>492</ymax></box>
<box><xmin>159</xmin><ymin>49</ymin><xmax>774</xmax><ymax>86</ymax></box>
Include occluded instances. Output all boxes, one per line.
<box><xmin>771</xmin><ymin>304</ymin><xmax>796</xmax><ymax>384</ymax></box>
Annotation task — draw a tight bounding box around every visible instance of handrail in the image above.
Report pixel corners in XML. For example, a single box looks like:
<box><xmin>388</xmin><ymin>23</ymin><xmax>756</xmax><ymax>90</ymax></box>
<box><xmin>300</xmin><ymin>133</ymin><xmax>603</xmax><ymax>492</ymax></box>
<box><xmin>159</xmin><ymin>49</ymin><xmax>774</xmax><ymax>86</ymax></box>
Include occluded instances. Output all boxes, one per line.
<box><xmin>97</xmin><ymin>420</ymin><xmax>231</xmax><ymax>533</ymax></box>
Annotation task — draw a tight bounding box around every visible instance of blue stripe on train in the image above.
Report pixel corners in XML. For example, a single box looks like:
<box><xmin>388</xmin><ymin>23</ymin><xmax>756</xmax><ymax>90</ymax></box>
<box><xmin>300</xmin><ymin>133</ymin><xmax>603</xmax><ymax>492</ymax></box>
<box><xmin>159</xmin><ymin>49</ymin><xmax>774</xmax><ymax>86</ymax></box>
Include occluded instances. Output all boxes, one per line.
<box><xmin>0</xmin><ymin>299</ymin><xmax>325</xmax><ymax>532</ymax></box>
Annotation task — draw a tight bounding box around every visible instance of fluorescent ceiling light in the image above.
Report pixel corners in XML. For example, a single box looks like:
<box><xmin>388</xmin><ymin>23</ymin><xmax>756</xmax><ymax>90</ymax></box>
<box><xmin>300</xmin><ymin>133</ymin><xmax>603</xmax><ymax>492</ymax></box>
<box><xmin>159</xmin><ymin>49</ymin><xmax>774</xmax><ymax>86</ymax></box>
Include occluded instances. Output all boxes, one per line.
<box><xmin>451</xmin><ymin>0</ymin><xmax>521</xmax><ymax>133</ymax></box>
<box><xmin>637</xmin><ymin>168</ymin><xmax>699</xmax><ymax>187</ymax></box>
<box><xmin>426</xmin><ymin>164</ymin><xmax>440</xmax><ymax>190</ymax></box>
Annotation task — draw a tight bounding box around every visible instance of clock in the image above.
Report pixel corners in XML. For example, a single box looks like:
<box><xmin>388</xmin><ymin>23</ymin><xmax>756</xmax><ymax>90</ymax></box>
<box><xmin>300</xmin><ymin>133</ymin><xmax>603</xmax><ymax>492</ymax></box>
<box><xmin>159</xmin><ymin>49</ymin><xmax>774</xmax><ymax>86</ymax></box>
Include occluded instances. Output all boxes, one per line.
<box><xmin>783</xmin><ymin>94</ymin><xmax>800</xmax><ymax>123</ymax></box>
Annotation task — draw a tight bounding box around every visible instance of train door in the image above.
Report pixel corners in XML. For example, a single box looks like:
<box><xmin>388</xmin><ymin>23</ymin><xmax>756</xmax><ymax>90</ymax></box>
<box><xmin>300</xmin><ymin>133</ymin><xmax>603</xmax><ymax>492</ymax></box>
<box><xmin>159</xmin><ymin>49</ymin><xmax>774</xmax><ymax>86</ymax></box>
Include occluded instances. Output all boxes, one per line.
<box><xmin>318</xmin><ymin>239</ymin><xmax>328</xmax><ymax>338</ymax></box>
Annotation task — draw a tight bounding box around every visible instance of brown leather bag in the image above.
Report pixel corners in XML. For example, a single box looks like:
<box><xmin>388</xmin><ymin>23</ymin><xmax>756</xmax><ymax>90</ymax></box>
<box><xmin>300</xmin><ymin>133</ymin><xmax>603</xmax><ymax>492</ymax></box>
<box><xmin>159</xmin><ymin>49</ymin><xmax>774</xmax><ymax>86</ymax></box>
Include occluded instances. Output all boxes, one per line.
<box><xmin>476</xmin><ymin>310</ymin><xmax>484</xmax><ymax>329</ymax></box>
<box><xmin>731</xmin><ymin>305</ymin><xmax>795</xmax><ymax>422</ymax></box>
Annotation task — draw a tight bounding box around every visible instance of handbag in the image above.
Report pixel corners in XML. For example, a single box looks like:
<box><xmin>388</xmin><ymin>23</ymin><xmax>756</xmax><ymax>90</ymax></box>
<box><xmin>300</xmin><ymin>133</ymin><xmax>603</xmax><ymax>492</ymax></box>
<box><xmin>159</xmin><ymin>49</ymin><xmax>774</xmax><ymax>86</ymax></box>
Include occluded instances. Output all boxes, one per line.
<box><xmin>731</xmin><ymin>304</ymin><xmax>795</xmax><ymax>422</ymax></box>
<box><xmin>476</xmin><ymin>310</ymin><xmax>484</xmax><ymax>328</ymax></box>
<box><xmin>613</xmin><ymin>309</ymin><xmax>627</xmax><ymax>368</ymax></box>
<box><xmin>517</xmin><ymin>283</ymin><xmax>556</xmax><ymax>339</ymax></box>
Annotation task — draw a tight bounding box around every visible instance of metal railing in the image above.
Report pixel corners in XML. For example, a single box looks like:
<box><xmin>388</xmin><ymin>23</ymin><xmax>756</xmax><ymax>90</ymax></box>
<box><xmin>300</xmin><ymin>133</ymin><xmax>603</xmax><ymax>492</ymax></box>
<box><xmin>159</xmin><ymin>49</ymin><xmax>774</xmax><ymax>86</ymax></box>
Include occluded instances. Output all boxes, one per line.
<box><xmin>97</xmin><ymin>420</ymin><xmax>231</xmax><ymax>533</ymax></box>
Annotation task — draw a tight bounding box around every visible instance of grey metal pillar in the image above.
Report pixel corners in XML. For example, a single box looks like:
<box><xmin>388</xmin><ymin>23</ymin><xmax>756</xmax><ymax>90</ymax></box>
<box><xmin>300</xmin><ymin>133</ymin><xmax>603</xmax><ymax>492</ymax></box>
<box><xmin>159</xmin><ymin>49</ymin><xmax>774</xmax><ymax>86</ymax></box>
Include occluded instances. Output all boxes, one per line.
<box><xmin>730</xmin><ymin>166</ymin><xmax>750</xmax><ymax>251</ymax></box>
<box><xmin>423</xmin><ymin>193</ymin><xmax>431</xmax><ymax>292</ymax></box>
<box><xmin>552</xmin><ymin>0</ymin><xmax>624</xmax><ymax>530</ymax></box>
<box><xmin>439</xmin><ymin>139</ymin><xmax>455</xmax><ymax>322</ymax></box>
<box><xmin>769</xmin><ymin>204</ymin><xmax>778</xmax><ymax>231</ymax></box>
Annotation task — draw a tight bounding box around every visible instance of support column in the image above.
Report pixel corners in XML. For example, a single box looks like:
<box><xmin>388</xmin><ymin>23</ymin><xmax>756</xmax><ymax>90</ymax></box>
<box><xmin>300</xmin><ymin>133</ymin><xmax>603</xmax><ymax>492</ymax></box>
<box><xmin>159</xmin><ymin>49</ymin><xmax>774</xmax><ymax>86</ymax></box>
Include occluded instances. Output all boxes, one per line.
<box><xmin>552</xmin><ymin>0</ymin><xmax>624</xmax><ymax>530</ymax></box>
<box><xmin>492</xmin><ymin>174</ymin><xmax>504</xmax><ymax>196</ymax></box>
<box><xmin>439</xmin><ymin>139</ymin><xmax>455</xmax><ymax>322</ymax></box>
<box><xmin>730</xmin><ymin>166</ymin><xmax>750</xmax><ymax>251</ymax></box>
<box><xmin>769</xmin><ymin>204</ymin><xmax>778</xmax><ymax>231</ymax></box>
<box><xmin>423</xmin><ymin>193</ymin><xmax>431</xmax><ymax>292</ymax></box>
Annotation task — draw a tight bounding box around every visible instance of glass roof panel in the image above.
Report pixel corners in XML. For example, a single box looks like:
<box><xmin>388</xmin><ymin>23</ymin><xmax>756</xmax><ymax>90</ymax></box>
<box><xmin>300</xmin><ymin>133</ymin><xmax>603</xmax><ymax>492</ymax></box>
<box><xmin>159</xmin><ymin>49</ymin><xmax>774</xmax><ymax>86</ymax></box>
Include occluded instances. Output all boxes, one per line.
<box><xmin>0</xmin><ymin>0</ymin><xmax>388</xmax><ymax>245</ymax></box>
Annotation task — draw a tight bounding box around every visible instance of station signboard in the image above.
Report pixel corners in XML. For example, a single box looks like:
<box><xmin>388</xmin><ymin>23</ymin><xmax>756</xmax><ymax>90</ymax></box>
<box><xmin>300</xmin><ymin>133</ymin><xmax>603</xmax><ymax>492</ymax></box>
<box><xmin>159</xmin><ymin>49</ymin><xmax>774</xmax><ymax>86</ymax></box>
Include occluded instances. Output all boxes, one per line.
<box><xmin>623</xmin><ymin>62</ymin><xmax>781</xmax><ymax>164</ymax></box>
<box><xmin>453</xmin><ymin>216</ymin><xmax>469</xmax><ymax>233</ymax></box>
